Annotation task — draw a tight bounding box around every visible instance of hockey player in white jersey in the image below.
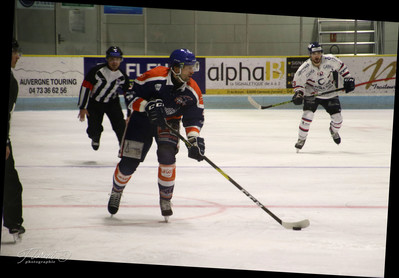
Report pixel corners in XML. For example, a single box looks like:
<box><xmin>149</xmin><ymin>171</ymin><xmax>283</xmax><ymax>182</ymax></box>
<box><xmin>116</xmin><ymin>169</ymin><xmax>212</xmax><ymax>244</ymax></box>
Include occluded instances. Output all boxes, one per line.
<box><xmin>292</xmin><ymin>42</ymin><xmax>355</xmax><ymax>152</ymax></box>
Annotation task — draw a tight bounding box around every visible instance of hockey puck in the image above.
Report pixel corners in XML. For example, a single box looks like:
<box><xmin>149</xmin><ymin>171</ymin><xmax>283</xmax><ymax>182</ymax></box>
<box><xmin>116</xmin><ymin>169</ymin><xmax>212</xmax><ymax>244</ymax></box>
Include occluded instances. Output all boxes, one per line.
<box><xmin>293</xmin><ymin>227</ymin><xmax>302</xmax><ymax>231</ymax></box>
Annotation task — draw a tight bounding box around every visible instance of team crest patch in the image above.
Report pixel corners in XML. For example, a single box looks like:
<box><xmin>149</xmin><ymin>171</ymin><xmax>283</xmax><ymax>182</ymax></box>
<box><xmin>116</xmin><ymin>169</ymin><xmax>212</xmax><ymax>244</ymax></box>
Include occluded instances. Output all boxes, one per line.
<box><xmin>155</xmin><ymin>84</ymin><xmax>162</xmax><ymax>91</ymax></box>
<box><xmin>175</xmin><ymin>95</ymin><xmax>193</xmax><ymax>106</ymax></box>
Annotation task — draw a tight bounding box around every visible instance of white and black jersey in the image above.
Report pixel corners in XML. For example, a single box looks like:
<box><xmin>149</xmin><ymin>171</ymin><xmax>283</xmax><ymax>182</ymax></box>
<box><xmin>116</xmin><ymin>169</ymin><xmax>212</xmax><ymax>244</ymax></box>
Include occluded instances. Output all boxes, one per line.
<box><xmin>293</xmin><ymin>54</ymin><xmax>351</xmax><ymax>99</ymax></box>
<box><xmin>78</xmin><ymin>63</ymin><xmax>130</xmax><ymax>109</ymax></box>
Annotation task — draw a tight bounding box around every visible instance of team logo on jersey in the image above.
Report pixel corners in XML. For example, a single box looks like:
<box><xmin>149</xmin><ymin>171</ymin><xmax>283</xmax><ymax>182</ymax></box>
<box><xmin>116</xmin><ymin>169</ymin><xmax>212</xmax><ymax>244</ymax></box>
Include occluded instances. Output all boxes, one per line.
<box><xmin>175</xmin><ymin>95</ymin><xmax>193</xmax><ymax>106</ymax></box>
<box><xmin>155</xmin><ymin>84</ymin><xmax>162</xmax><ymax>91</ymax></box>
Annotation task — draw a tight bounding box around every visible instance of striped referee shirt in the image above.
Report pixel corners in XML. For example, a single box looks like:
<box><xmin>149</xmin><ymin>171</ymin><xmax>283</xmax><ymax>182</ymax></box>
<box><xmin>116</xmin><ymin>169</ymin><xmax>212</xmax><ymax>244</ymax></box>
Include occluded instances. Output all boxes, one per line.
<box><xmin>78</xmin><ymin>63</ymin><xmax>130</xmax><ymax>109</ymax></box>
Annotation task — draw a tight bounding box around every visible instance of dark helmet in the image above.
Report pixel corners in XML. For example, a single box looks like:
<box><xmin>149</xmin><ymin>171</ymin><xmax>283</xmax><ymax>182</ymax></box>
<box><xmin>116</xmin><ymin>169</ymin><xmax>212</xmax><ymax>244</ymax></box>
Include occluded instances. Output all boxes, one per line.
<box><xmin>169</xmin><ymin>48</ymin><xmax>199</xmax><ymax>71</ymax></box>
<box><xmin>106</xmin><ymin>46</ymin><xmax>123</xmax><ymax>59</ymax></box>
<box><xmin>308</xmin><ymin>42</ymin><xmax>323</xmax><ymax>54</ymax></box>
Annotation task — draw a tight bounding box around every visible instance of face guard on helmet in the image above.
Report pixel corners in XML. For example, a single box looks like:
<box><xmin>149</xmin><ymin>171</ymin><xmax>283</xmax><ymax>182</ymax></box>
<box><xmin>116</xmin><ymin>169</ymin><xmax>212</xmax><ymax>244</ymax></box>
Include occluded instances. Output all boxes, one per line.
<box><xmin>169</xmin><ymin>48</ymin><xmax>199</xmax><ymax>82</ymax></box>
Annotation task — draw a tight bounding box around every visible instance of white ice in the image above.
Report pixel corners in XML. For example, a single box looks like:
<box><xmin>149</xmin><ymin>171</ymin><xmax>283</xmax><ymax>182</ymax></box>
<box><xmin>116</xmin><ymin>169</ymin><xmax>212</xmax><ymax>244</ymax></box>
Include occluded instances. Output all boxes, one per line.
<box><xmin>1</xmin><ymin>108</ymin><xmax>392</xmax><ymax>277</ymax></box>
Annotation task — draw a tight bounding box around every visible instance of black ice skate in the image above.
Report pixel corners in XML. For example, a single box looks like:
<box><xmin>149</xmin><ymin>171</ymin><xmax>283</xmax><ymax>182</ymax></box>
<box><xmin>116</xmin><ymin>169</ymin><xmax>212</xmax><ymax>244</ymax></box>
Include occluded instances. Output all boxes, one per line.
<box><xmin>108</xmin><ymin>189</ymin><xmax>122</xmax><ymax>215</ymax></box>
<box><xmin>295</xmin><ymin>138</ymin><xmax>306</xmax><ymax>153</ymax></box>
<box><xmin>91</xmin><ymin>139</ymin><xmax>100</xmax><ymax>151</ymax></box>
<box><xmin>9</xmin><ymin>225</ymin><xmax>25</xmax><ymax>243</ymax></box>
<box><xmin>329</xmin><ymin>127</ymin><xmax>341</xmax><ymax>145</ymax></box>
<box><xmin>160</xmin><ymin>198</ymin><xmax>173</xmax><ymax>222</ymax></box>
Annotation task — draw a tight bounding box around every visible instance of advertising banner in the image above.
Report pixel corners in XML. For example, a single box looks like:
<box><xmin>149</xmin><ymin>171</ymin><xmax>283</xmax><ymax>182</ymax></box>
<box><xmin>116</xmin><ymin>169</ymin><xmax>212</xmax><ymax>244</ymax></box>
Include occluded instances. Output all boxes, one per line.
<box><xmin>83</xmin><ymin>56</ymin><xmax>206</xmax><ymax>94</ymax></box>
<box><xmin>13</xmin><ymin>56</ymin><xmax>206</xmax><ymax>98</ymax></box>
<box><xmin>13</xmin><ymin>55</ymin><xmax>395</xmax><ymax>99</ymax></box>
<box><xmin>206</xmin><ymin>57</ymin><xmax>286</xmax><ymax>94</ymax></box>
<box><xmin>13</xmin><ymin>56</ymin><xmax>84</xmax><ymax>98</ymax></box>
<box><xmin>103</xmin><ymin>6</ymin><xmax>143</xmax><ymax>15</ymax></box>
<box><xmin>340</xmin><ymin>56</ymin><xmax>396</xmax><ymax>94</ymax></box>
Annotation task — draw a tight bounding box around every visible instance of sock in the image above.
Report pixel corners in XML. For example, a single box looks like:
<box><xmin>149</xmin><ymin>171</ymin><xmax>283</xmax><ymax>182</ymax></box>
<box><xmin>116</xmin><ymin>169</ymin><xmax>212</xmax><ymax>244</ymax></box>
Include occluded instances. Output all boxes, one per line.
<box><xmin>330</xmin><ymin>113</ymin><xmax>343</xmax><ymax>134</ymax></box>
<box><xmin>158</xmin><ymin>164</ymin><xmax>176</xmax><ymax>200</ymax></box>
<box><xmin>113</xmin><ymin>164</ymin><xmax>132</xmax><ymax>192</ymax></box>
<box><xmin>298</xmin><ymin>110</ymin><xmax>314</xmax><ymax>140</ymax></box>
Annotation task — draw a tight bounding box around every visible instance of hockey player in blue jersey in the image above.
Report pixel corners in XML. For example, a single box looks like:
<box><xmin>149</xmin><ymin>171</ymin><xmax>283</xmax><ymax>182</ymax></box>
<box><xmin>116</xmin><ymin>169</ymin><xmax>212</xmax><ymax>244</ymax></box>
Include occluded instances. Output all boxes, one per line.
<box><xmin>107</xmin><ymin>49</ymin><xmax>205</xmax><ymax>221</ymax></box>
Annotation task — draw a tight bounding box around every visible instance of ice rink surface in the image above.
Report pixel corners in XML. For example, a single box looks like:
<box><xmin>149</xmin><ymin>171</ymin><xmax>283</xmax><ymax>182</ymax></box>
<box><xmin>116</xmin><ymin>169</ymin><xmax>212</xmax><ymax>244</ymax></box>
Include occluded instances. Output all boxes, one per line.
<box><xmin>1</xmin><ymin>108</ymin><xmax>393</xmax><ymax>277</ymax></box>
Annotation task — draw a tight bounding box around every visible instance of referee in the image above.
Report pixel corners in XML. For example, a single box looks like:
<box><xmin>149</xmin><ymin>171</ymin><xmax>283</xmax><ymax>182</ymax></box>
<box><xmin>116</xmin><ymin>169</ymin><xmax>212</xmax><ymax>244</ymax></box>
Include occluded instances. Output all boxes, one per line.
<box><xmin>78</xmin><ymin>46</ymin><xmax>130</xmax><ymax>150</ymax></box>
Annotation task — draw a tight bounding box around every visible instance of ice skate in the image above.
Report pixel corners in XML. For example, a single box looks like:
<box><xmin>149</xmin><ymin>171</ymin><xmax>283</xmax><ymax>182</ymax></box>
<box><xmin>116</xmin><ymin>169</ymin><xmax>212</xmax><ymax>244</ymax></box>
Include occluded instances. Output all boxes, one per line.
<box><xmin>160</xmin><ymin>198</ymin><xmax>173</xmax><ymax>222</ymax></box>
<box><xmin>108</xmin><ymin>189</ymin><xmax>123</xmax><ymax>215</ymax></box>
<box><xmin>9</xmin><ymin>225</ymin><xmax>25</xmax><ymax>243</ymax></box>
<box><xmin>329</xmin><ymin>127</ymin><xmax>341</xmax><ymax>145</ymax></box>
<box><xmin>295</xmin><ymin>138</ymin><xmax>306</xmax><ymax>153</ymax></box>
<box><xmin>91</xmin><ymin>139</ymin><xmax>100</xmax><ymax>151</ymax></box>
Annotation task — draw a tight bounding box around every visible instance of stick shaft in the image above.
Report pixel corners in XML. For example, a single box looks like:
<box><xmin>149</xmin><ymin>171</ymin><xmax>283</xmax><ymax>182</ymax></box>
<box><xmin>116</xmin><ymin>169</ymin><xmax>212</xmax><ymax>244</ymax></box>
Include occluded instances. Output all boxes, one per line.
<box><xmin>202</xmin><ymin>156</ymin><xmax>283</xmax><ymax>224</ymax></box>
<box><xmin>259</xmin><ymin>87</ymin><xmax>343</xmax><ymax>109</ymax></box>
<box><xmin>165</xmin><ymin>122</ymin><xmax>284</xmax><ymax>225</ymax></box>
<box><xmin>252</xmin><ymin>77</ymin><xmax>396</xmax><ymax>110</ymax></box>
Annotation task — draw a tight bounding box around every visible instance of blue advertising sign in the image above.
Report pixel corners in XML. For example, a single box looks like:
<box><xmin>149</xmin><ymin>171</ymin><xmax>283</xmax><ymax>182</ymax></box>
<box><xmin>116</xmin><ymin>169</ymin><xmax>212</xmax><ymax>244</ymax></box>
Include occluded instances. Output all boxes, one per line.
<box><xmin>103</xmin><ymin>6</ymin><xmax>143</xmax><ymax>15</ymax></box>
<box><xmin>83</xmin><ymin>57</ymin><xmax>206</xmax><ymax>94</ymax></box>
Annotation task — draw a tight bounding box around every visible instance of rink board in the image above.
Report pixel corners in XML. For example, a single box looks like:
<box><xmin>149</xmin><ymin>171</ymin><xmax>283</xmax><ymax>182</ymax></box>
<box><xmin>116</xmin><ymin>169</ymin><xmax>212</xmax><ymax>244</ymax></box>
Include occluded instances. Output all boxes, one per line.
<box><xmin>13</xmin><ymin>94</ymin><xmax>396</xmax><ymax>111</ymax></box>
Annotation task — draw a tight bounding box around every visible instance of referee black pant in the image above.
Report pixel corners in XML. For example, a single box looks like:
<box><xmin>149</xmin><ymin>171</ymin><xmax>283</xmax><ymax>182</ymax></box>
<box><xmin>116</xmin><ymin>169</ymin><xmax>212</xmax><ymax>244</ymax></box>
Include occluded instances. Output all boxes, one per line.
<box><xmin>86</xmin><ymin>97</ymin><xmax>126</xmax><ymax>145</ymax></box>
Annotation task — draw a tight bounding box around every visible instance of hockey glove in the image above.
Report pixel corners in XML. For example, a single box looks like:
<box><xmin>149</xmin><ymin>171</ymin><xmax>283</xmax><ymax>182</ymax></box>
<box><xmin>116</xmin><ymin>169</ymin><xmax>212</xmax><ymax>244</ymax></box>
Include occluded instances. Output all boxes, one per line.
<box><xmin>187</xmin><ymin>136</ymin><xmax>205</xmax><ymax>162</ymax></box>
<box><xmin>145</xmin><ymin>99</ymin><xmax>167</xmax><ymax>128</ymax></box>
<box><xmin>343</xmin><ymin>77</ymin><xmax>355</xmax><ymax>93</ymax></box>
<box><xmin>292</xmin><ymin>91</ymin><xmax>304</xmax><ymax>105</ymax></box>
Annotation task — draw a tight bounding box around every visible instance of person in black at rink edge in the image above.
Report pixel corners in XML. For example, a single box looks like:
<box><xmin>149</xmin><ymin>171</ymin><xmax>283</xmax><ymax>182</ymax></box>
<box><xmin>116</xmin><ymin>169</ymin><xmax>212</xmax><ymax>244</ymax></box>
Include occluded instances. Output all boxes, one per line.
<box><xmin>4</xmin><ymin>38</ymin><xmax>25</xmax><ymax>242</ymax></box>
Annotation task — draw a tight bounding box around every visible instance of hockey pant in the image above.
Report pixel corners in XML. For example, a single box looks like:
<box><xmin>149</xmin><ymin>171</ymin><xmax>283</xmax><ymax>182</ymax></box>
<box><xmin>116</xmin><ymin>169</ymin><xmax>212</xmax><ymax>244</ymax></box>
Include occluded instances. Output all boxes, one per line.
<box><xmin>112</xmin><ymin>114</ymin><xmax>180</xmax><ymax>200</ymax></box>
<box><xmin>298</xmin><ymin>96</ymin><xmax>343</xmax><ymax>140</ymax></box>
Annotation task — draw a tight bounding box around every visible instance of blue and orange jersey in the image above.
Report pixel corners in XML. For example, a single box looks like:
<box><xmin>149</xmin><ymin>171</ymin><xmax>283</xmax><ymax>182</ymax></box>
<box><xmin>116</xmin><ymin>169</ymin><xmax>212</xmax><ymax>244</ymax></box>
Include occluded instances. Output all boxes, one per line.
<box><xmin>126</xmin><ymin>66</ymin><xmax>204</xmax><ymax>137</ymax></box>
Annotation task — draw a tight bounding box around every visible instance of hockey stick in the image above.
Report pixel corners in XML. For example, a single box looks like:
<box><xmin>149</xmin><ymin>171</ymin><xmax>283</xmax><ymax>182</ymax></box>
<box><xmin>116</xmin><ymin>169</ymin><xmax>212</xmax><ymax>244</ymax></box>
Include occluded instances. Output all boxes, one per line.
<box><xmin>248</xmin><ymin>77</ymin><xmax>396</xmax><ymax>110</ymax></box>
<box><xmin>165</xmin><ymin>122</ymin><xmax>310</xmax><ymax>230</ymax></box>
<box><xmin>248</xmin><ymin>87</ymin><xmax>343</xmax><ymax>110</ymax></box>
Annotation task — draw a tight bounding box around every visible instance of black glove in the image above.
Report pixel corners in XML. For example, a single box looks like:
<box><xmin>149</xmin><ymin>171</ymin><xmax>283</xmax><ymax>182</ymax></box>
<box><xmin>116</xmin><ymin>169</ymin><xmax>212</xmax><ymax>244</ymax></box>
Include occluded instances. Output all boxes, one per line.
<box><xmin>292</xmin><ymin>90</ymin><xmax>304</xmax><ymax>105</ymax></box>
<box><xmin>145</xmin><ymin>99</ymin><xmax>166</xmax><ymax>128</ymax></box>
<box><xmin>187</xmin><ymin>136</ymin><xmax>205</xmax><ymax>161</ymax></box>
<box><xmin>343</xmin><ymin>77</ymin><xmax>355</xmax><ymax>93</ymax></box>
